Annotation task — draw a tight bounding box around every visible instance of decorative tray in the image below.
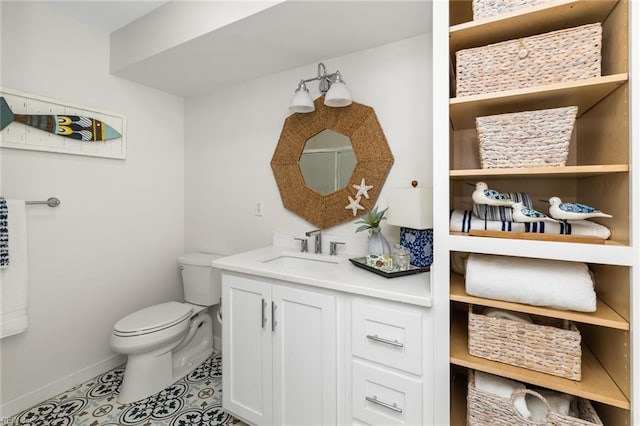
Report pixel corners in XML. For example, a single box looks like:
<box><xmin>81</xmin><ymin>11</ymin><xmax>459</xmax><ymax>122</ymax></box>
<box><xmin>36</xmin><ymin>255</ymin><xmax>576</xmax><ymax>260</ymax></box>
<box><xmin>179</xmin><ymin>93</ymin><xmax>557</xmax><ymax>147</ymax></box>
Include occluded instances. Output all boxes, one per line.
<box><xmin>348</xmin><ymin>257</ymin><xmax>430</xmax><ymax>279</ymax></box>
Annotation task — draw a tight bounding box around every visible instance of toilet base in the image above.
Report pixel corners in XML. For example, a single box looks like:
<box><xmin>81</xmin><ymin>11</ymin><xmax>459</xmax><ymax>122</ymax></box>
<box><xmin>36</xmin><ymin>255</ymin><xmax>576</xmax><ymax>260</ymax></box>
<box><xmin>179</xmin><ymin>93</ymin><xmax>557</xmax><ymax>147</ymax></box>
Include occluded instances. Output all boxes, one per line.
<box><xmin>117</xmin><ymin>312</ymin><xmax>214</xmax><ymax>404</ymax></box>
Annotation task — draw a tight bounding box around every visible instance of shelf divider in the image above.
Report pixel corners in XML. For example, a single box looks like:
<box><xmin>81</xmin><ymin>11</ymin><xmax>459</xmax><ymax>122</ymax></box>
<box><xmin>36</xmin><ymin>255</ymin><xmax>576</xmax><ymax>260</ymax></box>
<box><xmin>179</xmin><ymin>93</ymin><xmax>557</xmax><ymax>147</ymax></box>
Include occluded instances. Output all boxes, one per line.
<box><xmin>450</xmin><ymin>0</ymin><xmax>619</xmax><ymax>53</ymax></box>
<box><xmin>450</xmin><ymin>314</ymin><xmax>630</xmax><ymax>410</ymax></box>
<box><xmin>450</xmin><ymin>74</ymin><xmax>628</xmax><ymax>130</ymax></box>
<box><xmin>450</xmin><ymin>273</ymin><xmax>629</xmax><ymax>330</ymax></box>
<box><xmin>450</xmin><ymin>164</ymin><xmax>629</xmax><ymax>179</ymax></box>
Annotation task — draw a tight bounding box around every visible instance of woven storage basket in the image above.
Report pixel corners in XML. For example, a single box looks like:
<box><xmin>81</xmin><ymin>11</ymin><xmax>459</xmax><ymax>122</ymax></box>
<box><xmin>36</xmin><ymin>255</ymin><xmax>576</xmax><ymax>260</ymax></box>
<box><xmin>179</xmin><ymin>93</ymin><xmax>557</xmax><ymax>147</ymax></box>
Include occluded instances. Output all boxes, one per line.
<box><xmin>467</xmin><ymin>371</ymin><xmax>603</xmax><ymax>426</ymax></box>
<box><xmin>456</xmin><ymin>23</ymin><xmax>601</xmax><ymax>97</ymax></box>
<box><xmin>472</xmin><ymin>0</ymin><xmax>557</xmax><ymax>20</ymax></box>
<box><xmin>468</xmin><ymin>306</ymin><xmax>582</xmax><ymax>380</ymax></box>
<box><xmin>476</xmin><ymin>106</ymin><xmax>577</xmax><ymax>169</ymax></box>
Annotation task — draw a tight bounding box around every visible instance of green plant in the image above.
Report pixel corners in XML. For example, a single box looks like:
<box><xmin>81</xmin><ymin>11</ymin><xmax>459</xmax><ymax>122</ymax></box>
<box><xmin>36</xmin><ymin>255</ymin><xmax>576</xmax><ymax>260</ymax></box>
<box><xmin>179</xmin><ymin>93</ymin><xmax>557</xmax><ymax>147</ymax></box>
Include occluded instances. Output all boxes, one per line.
<box><xmin>355</xmin><ymin>205</ymin><xmax>388</xmax><ymax>233</ymax></box>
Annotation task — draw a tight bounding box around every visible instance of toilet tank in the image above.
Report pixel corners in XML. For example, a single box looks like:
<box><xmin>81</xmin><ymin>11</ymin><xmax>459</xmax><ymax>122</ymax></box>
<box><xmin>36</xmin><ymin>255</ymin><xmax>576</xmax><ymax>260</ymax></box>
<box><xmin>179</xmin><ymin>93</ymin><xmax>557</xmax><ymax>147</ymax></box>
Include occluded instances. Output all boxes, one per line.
<box><xmin>178</xmin><ymin>253</ymin><xmax>222</xmax><ymax>306</ymax></box>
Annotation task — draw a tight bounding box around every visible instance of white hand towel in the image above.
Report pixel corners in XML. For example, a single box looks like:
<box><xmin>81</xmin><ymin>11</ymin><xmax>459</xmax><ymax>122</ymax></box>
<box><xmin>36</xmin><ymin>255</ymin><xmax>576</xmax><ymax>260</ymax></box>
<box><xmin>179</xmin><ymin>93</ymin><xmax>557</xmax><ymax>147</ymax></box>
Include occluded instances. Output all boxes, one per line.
<box><xmin>527</xmin><ymin>390</ymin><xmax>575</xmax><ymax>421</ymax></box>
<box><xmin>0</xmin><ymin>200</ymin><xmax>28</xmax><ymax>338</ymax></box>
<box><xmin>475</xmin><ymin>371</ymin><xmax>531</xmax><ymax>419</ymax></box>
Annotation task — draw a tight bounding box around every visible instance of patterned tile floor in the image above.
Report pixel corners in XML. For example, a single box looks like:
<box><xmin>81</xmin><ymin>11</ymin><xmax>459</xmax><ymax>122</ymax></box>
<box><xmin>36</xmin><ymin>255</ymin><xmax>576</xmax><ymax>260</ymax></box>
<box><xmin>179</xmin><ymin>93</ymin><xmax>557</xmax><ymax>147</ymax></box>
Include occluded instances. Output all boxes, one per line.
<box><xmin>4</xmin><ymin>353</ymin><xmax>245</xmax><ymax>426</ymax></box>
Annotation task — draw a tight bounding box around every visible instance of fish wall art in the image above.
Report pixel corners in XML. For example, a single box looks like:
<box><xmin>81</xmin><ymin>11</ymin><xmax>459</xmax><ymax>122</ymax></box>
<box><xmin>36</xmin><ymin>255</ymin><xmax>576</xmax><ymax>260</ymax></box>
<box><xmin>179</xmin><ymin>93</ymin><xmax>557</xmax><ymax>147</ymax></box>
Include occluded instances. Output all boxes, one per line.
<box><xmin>0</xmin><ymin>89</ymin><xmax>126</xmax><ymax>159</ymax></box>
<box><xmin>1</xmin><ymin>96</ymin><xmax>120</xmax><ymax>142</ymax></box>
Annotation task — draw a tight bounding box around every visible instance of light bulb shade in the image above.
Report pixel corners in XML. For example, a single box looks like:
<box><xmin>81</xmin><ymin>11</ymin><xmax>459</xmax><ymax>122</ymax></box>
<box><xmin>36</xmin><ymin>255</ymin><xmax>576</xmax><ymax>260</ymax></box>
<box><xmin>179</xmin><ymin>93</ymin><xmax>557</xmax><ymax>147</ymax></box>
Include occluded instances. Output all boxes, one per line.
<box><xmin>324</xmin><ymin>81</ymin><xmax>352</xmax><ymax>107</ymax></box>
<box><xmin>289</xmin><ymin>88</ymin><xmax>314</xmax><ymax>113</ymax></box>
<box><xmin>387</xmin><ymin>186</ymin><xmax>433</xmax><ymax>230</ymax></box>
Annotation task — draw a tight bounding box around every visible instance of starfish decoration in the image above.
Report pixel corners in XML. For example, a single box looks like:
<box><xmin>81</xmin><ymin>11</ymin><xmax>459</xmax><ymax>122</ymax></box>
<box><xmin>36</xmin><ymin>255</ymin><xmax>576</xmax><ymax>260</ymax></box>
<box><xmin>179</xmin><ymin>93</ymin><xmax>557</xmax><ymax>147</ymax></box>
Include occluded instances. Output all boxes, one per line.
<box><xmin>352</xmin><ymin>178</ymin><xmax>374</xmax><ymax>199</ymax></box>
<box><xmin>345</xmin><ymin>195</ymin><xmax>365</xmax><ymax>216</ymax></box>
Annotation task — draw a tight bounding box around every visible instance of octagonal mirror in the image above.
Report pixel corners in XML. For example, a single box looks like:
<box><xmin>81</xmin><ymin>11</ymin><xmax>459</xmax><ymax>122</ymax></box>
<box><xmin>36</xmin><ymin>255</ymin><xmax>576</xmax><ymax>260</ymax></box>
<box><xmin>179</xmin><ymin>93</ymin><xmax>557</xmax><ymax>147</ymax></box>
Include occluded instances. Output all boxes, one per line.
<box><xmin>271</xmin><ymin>97</ymin><xmax>393</xmax><ymax>229</ymax></box>
<box><xmin>299</xmin><ymin>129</ymin><xmax>356</xmax><ymax>195</ymax></box>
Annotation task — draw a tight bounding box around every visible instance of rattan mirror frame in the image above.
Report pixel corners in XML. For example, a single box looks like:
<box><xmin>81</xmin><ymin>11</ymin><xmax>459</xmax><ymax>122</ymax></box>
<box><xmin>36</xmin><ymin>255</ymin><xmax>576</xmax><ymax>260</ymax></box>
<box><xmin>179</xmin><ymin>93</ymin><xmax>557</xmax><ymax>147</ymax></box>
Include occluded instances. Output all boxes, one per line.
<box><xmin>271</xmin><ymin>97</ymin><xmax>394</xmax><ymax>229</ymax></box>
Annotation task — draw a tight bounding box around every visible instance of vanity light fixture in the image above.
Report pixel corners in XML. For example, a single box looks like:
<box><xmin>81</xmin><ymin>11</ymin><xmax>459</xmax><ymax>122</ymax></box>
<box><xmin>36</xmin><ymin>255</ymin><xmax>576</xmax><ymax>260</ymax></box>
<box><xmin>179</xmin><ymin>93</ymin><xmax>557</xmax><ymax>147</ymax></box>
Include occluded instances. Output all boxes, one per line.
<box><xmin>289</xmin><ymin>62</ymin><xmax>352</xmax><ymax>113</ymax></box>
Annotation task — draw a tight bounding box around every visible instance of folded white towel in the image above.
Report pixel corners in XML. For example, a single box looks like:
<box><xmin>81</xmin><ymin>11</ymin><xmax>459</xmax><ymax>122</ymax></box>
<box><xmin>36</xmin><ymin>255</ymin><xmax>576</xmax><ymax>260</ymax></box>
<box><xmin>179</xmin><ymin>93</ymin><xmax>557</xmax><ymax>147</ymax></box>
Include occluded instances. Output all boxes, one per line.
<box><xmin>0</xmin><ymin>200</ymin><xmax>28</xmax><ymax>338</ymax></box>
<box><xmin>527</xmin><ymin>390</ymin><xmax>575</xmax><ymax>421</ymax></box>
<box><xmin>466</xmin><ymin>253</ymin><xmax>596</xmax><ymax>312</ymax></box>
<box><xmin>450</xmin><ymin>209</ymin><xmax>611</xmax><ymax>239</ymax></box>
<box><xmin>475</xmin><ymin>371</ymin><xmax>531</xmax><ymax>419</ymax></box>
<box><xmin>484</xmin><ymin>307</ymin><xmax>533</xmax><ymax>324</ymax></box>
<box><xmin>450</xmin><ymin>251</ymin><xmax>469</xmax><ymax>275</ymax></box>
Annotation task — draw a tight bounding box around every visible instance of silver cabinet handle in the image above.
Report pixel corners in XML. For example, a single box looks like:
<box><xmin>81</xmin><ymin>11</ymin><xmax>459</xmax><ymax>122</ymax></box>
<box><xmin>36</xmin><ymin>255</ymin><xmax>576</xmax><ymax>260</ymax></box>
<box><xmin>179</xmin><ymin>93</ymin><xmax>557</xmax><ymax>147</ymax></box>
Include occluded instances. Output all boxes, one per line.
<box><xmin>261</xmin><ymin>299</ymin><xmax>267</xmax><ymax>329</ymax></box>
<box><xmin>271</xmin><ymin>302</ymin><xmax>277</xmax><ymax>331</ymax></box>
<box><xmin>366</xmin><ymin>334</ymin><xmax>404</xmax><ymax>348</ymax></box>
<box><xmin>365</xmin><ymin>395</ymin><xmax>403</xmax><ymax>413</ymax></box>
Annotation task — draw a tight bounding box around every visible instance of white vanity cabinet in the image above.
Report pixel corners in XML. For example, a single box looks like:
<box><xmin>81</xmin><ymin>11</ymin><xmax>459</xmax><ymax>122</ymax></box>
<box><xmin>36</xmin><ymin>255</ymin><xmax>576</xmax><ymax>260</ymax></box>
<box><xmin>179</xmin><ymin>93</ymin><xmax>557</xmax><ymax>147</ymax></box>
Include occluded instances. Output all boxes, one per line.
<box><xmin>222</xmin><ymin>272</ymin><xmax>337</xmax><ymax>426</ymax></box>
<box><xmin>213</xmin><ymin>246</ymin><xmax>433</xmax><ymax>426</ymax></box>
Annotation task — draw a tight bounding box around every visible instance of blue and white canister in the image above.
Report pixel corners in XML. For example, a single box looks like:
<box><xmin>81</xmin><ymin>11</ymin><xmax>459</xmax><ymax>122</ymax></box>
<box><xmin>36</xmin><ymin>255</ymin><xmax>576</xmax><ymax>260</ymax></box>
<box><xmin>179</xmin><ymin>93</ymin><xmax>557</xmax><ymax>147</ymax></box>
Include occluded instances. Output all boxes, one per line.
<box><xmin>400</xmin><ymin>227</ymin><xmax>433</xmax><ymax>268</ymax></box>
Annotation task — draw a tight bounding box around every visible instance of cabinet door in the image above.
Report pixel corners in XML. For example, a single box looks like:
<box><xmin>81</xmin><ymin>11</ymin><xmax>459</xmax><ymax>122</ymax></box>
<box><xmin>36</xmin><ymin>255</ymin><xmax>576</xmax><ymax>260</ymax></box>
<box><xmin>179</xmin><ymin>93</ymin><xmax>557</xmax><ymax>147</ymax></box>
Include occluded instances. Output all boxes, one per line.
<box><xmin>222</xmin><ymin>274</ymin><xmax>272</xmax><ymax>425</ymax></box>
<box><xmin>272</xmin><ymin>285</ymin><xmax>337</xmax><ymax>425</ymax></box>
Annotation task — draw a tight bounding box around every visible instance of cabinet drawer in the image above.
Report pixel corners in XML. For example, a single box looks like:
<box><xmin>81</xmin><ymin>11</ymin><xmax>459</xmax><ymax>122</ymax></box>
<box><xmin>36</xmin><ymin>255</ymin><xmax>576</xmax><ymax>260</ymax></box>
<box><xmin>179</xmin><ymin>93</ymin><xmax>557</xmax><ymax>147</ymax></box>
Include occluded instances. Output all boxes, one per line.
<box><xmin>352</xmin><ymin>360</ymin><xmax>422</xmax><ymax>425</ymax></box>
<box><xmin>352</xmin><ymin>299</ymin><xmax>422</xmax><ymax>375</ymax></box>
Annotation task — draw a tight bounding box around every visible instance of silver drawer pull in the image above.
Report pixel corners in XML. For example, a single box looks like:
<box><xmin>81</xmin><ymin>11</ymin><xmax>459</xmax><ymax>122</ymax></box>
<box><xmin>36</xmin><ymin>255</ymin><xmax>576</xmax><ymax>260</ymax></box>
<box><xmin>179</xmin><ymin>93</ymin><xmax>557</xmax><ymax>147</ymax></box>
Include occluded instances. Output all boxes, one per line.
<box><xmin>366</xmin><ymin>334</ymin><xmax>404</xmax><ymax>348</ymax></box>
<box><xmin>365</xmin><ymin>395</ymin><xmax>403</xmax><ymax>413</ymax></box>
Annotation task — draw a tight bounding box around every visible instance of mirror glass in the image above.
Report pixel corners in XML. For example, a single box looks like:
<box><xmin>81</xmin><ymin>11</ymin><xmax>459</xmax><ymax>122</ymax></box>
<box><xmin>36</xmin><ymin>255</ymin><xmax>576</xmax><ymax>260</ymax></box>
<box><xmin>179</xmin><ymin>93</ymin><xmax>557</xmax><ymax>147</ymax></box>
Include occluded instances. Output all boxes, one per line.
<box><xmin>299</xmin><ymin>129</ymin><xmax>356</xmax><ymax>195</ymax></box>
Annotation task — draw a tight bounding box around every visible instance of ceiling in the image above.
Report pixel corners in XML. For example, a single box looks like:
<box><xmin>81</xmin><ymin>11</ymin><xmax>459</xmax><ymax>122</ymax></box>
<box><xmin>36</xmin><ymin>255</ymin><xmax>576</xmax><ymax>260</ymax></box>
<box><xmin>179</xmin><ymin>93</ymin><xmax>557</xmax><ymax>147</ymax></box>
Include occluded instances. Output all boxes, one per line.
<box><xmin>46</xmin><ymin>1</ymin><xmax>432</xmax><ymax>97</ymax></box>
<box><xmin>43</xmin><ymin>1</ymin><xmax>168</xmax><ymax>33</ymax></box>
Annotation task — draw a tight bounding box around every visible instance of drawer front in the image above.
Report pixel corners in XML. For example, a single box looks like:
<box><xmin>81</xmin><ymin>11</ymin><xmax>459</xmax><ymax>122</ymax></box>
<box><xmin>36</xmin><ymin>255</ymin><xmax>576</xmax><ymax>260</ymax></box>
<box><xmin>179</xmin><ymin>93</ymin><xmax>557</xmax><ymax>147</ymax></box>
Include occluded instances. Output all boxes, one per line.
<box><xmin>352</xmin><ymin>299</ymin><xmax>422</xmax><ymax>375</ymax></box>
<box><xmin>352</xmin><ymin>360</ymin><xmax>422</xmax><ymax>425</ymax></box>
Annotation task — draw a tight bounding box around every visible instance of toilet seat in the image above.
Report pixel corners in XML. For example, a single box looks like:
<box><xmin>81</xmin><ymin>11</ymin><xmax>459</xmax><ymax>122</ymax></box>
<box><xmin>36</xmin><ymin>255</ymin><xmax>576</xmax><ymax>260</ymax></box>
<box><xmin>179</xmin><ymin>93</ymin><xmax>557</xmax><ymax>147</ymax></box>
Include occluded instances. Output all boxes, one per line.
<box><xmin>114</xmin><ymin>301</ymin><xmax>193</xmax><ymax>337</ymax></box>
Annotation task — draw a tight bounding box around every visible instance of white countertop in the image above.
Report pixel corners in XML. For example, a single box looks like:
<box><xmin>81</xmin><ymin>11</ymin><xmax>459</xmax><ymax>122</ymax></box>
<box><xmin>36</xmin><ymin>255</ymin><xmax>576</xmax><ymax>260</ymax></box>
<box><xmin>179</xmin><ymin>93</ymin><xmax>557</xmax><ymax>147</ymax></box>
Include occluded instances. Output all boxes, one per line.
<box><xmin>211</xmin><ymin>246</ymin><xmax>432</xmax><ymax>307</ymax></box>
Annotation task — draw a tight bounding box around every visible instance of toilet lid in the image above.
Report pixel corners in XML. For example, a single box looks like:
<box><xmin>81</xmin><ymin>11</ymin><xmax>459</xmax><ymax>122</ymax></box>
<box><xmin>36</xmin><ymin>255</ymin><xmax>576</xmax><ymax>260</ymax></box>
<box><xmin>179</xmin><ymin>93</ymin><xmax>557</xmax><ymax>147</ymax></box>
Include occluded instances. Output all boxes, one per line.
<box><xmin>114</xmin><ymin>302</ymin><xmax>193</xmax><ymax>336</ymax></box>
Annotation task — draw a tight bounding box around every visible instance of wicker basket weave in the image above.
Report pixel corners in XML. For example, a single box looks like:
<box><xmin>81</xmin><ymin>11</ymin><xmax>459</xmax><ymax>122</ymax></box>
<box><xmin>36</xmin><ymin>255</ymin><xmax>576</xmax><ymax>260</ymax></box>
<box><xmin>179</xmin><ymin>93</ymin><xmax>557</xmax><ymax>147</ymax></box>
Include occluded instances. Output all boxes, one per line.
<box><xmin>476</xmin><ymin>106</ymin><xmax>577</xmax><ymax>169</ymax></box>
<box><xmin>467</xmin><ymin>371</ymin><xmax>603</xmax><ymax>426</ymax></box>
<box><xmin>456</xmin><ymin>23</ymin><xmax>601</xmax><ymax>97</ymax></box>
<box><xmin>468</xmin><ymin>307</ymin><xmax>582</xmax><ymax>380</ymax></box>
<box><xmin>472</xmin><ymin>0</ymin><xmax>557</xmax><ymax>20</ymax></box>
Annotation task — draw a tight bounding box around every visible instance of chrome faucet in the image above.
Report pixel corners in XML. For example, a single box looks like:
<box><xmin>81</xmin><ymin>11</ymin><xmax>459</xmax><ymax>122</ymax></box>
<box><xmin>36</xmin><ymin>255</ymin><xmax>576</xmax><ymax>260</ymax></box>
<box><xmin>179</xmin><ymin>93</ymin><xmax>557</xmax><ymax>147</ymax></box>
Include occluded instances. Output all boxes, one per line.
<box><xmin>294</xmin><ymin>237</ymin><xmax>308</xmax><ymax>253</ymax></box>
<box><xmin>329</xmin><ymin>241</ymin><xmax>345</xmax><ymax>256</ymax></box>
<box><xmin>305</xmin><ymin>229</ymin><xmax>322</xmax><ymax>254</ymax></box>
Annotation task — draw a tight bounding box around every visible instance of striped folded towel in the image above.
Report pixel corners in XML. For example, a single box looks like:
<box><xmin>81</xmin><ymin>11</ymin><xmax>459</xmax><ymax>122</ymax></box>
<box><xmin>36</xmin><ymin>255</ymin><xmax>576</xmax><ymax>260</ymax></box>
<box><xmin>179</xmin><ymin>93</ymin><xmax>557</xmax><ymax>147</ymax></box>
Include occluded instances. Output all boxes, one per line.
<box><xmin>450</xmin><ymin>209</ymin><xmax>611</xmax><ymax>239</ymax></box>
<box><xmin>0</xmin><ymin>197</ymin><xmax>8</xmax><ymax>268</ymax></box>
<box><xmin>472</xmin><ymin>192</ymin><xmax>531</xmax><ymax>221</ymax></box>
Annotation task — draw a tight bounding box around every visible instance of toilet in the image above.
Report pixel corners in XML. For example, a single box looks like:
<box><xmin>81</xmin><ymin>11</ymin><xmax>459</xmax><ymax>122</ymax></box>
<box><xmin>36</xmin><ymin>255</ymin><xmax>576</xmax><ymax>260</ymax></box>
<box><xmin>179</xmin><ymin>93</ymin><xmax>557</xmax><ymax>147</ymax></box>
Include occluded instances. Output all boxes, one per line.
<box><xmin>110</xmin><ymin>253</ymin><xmax>221</xmax><ymax>404</ymax></box>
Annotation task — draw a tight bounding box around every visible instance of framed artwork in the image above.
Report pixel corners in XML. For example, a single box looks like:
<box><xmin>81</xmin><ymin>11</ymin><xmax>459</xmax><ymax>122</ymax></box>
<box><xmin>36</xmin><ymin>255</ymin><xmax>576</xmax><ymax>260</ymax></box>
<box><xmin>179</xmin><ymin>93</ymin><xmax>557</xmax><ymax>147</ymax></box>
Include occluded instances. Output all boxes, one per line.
<box><xmin>0</xmin><ymin>88</ymin><xmax>126</xmax><ymax>159</ymax></box>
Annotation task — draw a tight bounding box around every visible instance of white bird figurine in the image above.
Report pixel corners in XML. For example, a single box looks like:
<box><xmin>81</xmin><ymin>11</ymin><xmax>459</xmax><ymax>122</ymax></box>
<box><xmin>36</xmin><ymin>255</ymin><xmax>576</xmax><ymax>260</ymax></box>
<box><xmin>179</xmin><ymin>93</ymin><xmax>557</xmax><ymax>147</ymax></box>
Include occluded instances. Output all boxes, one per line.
<box><xmin>511</xmin><ymin>202</ymin><xmax>558</xmax><ymax>223</ymax></box>
<box><xmin>547</xmin><ymin>197</ymin><xmax>612</xmax><ymax>221</ymax></box>
<box><xmin>469</xmin><ymin>182</ymin><xmax>514</xmax><ymax>207</ymax></box>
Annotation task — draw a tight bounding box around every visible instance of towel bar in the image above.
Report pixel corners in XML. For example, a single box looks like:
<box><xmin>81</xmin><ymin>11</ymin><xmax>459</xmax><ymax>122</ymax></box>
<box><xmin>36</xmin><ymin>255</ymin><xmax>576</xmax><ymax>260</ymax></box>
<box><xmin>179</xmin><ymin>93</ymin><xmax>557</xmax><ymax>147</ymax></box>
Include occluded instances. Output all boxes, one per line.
<box><xmin>25</xmin><ymin>197</ymin><xmax>60</xmax><ymax>207</ymax></box>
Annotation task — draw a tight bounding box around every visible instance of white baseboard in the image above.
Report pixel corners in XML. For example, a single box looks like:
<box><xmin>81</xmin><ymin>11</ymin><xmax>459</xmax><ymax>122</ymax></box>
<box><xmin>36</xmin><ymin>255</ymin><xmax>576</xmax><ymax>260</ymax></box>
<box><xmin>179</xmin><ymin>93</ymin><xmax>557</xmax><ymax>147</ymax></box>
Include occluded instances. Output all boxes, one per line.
<box><xmin>1</xmin><ymin>353</ymin><xmax>126</xmax><ymax>418</ymax></box>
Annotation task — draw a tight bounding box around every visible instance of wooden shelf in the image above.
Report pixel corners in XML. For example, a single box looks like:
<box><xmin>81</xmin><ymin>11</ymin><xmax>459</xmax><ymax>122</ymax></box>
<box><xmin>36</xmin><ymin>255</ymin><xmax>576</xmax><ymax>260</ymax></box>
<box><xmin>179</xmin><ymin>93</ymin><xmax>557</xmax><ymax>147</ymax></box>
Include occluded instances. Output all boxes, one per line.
<box><xmin>450</xmin><ymin>315</ymin><xmax>630</xmax><ymax>410</ymax></box>
<box><xmin>450</xmin><ymin>0</ymin><xmax>619</xmax><ymax>53</ymax></box>
<box><xmin>450</xmin><ymin>164</ymin><xmax>629</xmax><ymax>179</ymax></box>
<box><xmin>449</xmin><ymin>74</ymin><xmax>628</xmax><ymax>129</ymax></box>
<box><xmin>450</xmin><ymin>273</ymin><xmax>629</xmax><ymax>330</ymax></box>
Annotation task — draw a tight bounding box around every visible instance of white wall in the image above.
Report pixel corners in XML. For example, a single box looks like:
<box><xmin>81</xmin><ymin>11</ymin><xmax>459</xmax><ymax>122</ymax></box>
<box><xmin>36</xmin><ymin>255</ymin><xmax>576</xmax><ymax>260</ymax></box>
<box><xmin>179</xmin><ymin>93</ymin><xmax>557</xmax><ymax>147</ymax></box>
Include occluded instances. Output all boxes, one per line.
<box><xmin>184</xmin><ymin>33</ymin><xmax>432</xmax><ymax>256</ymax></box>
<box><xmin>0</xmin><ymin>2</ymin><xmax>185</xmax><ymax>415</ymax></box>
<box><xmin>185</xmin><ymin>33</ymin><xmax>432</xmax><ymax>345</ymax></box>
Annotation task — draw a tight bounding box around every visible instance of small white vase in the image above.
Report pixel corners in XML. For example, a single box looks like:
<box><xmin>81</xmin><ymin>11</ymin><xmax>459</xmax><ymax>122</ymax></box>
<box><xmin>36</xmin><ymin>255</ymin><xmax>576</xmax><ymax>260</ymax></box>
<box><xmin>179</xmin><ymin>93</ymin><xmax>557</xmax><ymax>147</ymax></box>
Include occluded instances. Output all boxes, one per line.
<box><xmin>368</xmin><ymin>227</ymin><xmax>391</xmax><ymax>255</ymax></box>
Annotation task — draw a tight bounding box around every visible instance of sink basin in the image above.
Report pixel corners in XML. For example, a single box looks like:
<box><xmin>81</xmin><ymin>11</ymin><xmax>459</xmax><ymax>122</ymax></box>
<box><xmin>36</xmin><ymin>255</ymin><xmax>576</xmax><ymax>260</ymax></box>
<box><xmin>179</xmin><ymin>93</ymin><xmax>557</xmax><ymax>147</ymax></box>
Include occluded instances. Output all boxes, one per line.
<box><xmin>261</xmin><ymin>253</ymin><xmax>343</xmax><ymax>268</ymax></box>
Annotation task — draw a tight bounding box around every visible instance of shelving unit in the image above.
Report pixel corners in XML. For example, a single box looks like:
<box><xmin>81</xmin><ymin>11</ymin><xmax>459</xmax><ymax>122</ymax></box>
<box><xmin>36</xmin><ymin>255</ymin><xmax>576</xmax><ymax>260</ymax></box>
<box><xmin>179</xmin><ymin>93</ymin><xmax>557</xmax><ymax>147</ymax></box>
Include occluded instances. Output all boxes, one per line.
<box><xmin>436</xmin><ymin>0</ymin><xmax>636</xmax><ymax>424</ymax></box>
